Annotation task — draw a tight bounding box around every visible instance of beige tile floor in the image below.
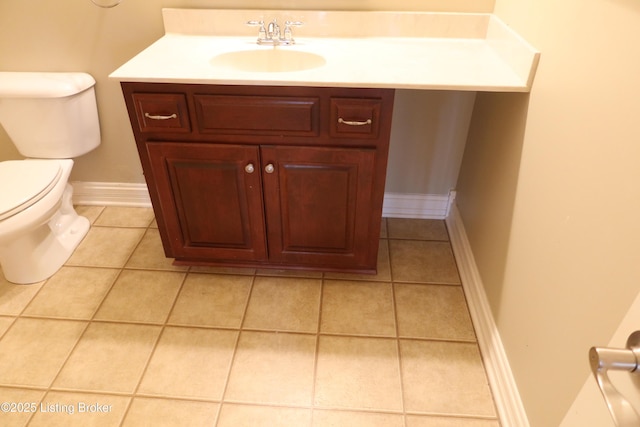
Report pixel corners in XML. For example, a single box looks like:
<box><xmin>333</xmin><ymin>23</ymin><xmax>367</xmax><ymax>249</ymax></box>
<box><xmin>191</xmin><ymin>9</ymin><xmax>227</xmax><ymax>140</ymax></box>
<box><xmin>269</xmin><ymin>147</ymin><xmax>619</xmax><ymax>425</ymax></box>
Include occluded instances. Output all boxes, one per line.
<box><xmin>0</xmin><ymin>206</ymin><xmax>500</xmax><ymax>427</ymax></box>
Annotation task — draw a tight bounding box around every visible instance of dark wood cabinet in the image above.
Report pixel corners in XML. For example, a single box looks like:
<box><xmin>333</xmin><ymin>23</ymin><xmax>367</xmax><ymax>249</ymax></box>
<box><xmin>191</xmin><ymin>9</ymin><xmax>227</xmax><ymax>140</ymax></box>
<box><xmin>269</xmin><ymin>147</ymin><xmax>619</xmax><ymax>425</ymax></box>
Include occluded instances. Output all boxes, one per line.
<box><xmin>146</xmin><ymin>142</ymin><xmax>267</xmax><ymax>262</ymax></box>
<box><xmin>121</xmin><ymin>83</ymin><xmax>394</xmax><ymax>273</ymax></box>
<box><xmin>261</xmin><ymin>144</ymin><xmax>376</xmax><ymax>268</ymax></box>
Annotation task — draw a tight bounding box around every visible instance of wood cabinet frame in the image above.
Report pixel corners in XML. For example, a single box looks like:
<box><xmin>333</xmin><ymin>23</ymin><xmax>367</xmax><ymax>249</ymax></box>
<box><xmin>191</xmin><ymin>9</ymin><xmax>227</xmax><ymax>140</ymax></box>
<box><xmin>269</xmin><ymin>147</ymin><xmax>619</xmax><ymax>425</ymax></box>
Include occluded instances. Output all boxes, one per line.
<box><xmin>121</xmin><ymin>83</ymin><xmax>394</xmax><ymax>274</ymax></box>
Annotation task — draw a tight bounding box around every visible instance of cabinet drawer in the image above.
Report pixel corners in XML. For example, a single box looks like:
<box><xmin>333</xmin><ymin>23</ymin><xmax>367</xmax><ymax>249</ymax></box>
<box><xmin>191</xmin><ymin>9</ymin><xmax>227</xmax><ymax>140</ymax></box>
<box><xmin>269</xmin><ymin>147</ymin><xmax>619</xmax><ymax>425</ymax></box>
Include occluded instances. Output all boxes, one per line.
<box><xmin>194</xmin><ymin>94</ymin><xmax>320</xmax><ymax>136</ymax></box>
<box><xmin>132</xmin><ymin>93</ymin><xmax>191</xmax><ymax>133</ymax></box>
<box><xmin>330</xmin><ymin>98</ymin><xmax>382</xmax><ymax>139</ymax></box>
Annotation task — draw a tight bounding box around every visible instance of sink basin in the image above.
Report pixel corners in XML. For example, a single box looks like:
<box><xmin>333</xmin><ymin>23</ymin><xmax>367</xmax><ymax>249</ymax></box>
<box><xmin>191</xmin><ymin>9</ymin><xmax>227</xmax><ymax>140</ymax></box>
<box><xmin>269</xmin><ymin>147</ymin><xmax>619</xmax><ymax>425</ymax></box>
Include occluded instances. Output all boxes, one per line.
<box><xmin>211</xmin><ymin>48</ymin><xmax>326</xmax><ymax>73</ymax></box>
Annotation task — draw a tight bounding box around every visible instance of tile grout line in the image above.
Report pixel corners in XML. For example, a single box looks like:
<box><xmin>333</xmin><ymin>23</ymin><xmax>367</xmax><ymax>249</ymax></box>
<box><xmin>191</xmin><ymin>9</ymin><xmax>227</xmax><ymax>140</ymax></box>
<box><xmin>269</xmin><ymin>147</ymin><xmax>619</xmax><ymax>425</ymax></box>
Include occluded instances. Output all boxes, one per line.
<box><xmin>0</xmin><ymin>208</ymin><xmax>142</xmax><ymax>426</ymax></box>
<box><xmin>37</xmin><ymin>269</ymin><xmax>126</xmax><ymax>424</ymax></box>
<box><xmin>118</xmin><ymin>265</ymin><xmax>191</xmax><ymax>427</ymax></box>
<box><xmin>7</xmin><ymin>207</ymin><xmax>108</xmax><ymax>425</ymax></box>
<box><xmin>38</xmin><ymin>215</ymin><xmax>155</xmax><ymax>427</ymax></box>
<box><xmin>0</xmin><ymin>275</ymin><xmax>49</xmax><ymax>414</ymax></box>
<box><xmin>386</xmin><ymin>231</ymin><xmax>412</xmax><ymax>427</ymax></box>
<box><xmin>28</xmin><ymin>321</ymin><xmax>93</xmax><ymax>426</ymax></box>
<box><xmin>214</xmin><ymin>271</ymin><xmax>258</xmax><ymax>426</ymax></box>
<box><xmin>309</xmin><ymin>275</ymin><xmax>325</xmax><ymax>425</ymax></box>
<box><xmin>18</xmin><ymin>209</ymin><xmax>117</xmax><ymax>425</ymax></box>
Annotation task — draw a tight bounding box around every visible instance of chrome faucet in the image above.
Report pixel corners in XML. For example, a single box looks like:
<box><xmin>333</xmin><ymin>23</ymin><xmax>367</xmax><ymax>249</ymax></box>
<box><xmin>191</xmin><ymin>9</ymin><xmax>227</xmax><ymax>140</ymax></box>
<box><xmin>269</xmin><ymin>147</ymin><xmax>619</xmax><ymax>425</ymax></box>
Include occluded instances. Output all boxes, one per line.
<box><xmin>267</xmin><ymin>19</ymin><xmax>281</xmax><ymax>41</ymax></box>
<box><xmin>247</xmin><ymin>19</ymin><xmax>303</xmax><ymax>45</ymax></box>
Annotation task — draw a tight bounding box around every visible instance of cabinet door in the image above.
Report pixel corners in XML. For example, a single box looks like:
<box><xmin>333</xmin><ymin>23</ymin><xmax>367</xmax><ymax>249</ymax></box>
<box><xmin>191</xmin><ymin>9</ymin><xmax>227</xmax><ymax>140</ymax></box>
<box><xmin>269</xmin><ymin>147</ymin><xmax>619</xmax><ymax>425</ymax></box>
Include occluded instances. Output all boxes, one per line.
<box><xmin>261</xmin><ymin>145</ymin><xmax>378</xmax><ymax>269</ymax></box>
<box><xmin>146</xmin><ymin>142</ymin><xmax>267</xmax><ymax>262</ymax></box>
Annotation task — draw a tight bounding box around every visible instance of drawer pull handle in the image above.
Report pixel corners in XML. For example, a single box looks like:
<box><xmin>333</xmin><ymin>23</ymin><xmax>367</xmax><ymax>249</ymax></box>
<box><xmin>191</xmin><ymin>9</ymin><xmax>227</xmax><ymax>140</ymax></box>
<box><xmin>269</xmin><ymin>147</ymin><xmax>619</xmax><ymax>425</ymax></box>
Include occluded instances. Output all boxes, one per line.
<box><xmin>245</xmin><ymin>163</ymin><xmax>255</xmax><ymax>174</ymax></box>
<box><xmin>144</xmin><ymin>113</ymin><xmax>177</xmax><ymax>120</ymax></box>
<box><xmin>265</xmin><ymin>164</ymin><xmax>275</xmax><ymax>174</ymax></box>
<box><xmin>338</xmin><ymin>118</ymin><xmax>372</xmax><ymax>126</ymax></box>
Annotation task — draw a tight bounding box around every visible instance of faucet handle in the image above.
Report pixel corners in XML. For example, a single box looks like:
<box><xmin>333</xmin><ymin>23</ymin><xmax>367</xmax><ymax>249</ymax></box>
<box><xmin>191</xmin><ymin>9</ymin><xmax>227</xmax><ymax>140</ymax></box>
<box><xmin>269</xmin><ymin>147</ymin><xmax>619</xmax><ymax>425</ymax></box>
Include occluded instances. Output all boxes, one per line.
<box><xmin>246</xmin><ymin>19</ymin><xmax>264</xmax><ymax>27</ymax></box>
<box><xmin>283</xmin><ymin>21</ymin><xmax>303</xmax><ymax>42</ymax></box>
<box><xmin>246</xmin><ymin>20</ymin><xmax>267</xmax><ymax>41</ymax></box>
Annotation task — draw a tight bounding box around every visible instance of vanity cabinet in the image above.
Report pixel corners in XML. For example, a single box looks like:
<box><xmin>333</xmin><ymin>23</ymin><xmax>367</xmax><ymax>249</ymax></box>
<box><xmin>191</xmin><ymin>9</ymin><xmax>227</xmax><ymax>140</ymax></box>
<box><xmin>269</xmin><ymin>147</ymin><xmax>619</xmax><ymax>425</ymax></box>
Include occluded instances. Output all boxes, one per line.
<box><xmin>120</xmin><ymin>83</ymin><xmax>394</xmax><ymax>273</ymax></box>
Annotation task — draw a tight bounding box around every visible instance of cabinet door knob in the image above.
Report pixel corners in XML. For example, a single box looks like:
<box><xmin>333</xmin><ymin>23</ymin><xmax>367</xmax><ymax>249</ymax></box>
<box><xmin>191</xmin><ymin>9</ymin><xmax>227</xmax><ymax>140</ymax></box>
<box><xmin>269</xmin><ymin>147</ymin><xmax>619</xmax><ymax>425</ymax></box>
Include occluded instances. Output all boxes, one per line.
<box><xmin>245</xmin><ymin>163</ymin><xmax>255</xmax><ymax>174</ymax></box>
<box><xmin>265</xmin><ymin>164</ymin><xmax>275</xmax><ymax>174</ymax></box>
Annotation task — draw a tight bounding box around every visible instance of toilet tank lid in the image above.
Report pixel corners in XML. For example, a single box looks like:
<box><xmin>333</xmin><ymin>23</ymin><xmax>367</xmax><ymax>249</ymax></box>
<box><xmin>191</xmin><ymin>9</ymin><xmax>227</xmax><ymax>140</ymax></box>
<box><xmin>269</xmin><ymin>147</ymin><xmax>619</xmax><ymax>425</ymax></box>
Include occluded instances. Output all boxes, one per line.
<box><xmin>0</xmin><ymin>72</ymin><xmax>96</xmax><ymax>98</ymax></box>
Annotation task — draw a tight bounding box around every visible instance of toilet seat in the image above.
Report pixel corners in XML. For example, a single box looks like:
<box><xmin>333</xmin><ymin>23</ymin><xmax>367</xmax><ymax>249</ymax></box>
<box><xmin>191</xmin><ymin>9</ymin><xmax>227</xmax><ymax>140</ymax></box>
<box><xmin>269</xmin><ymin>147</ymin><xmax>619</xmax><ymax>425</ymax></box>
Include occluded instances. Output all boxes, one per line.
<box><xmin>0</xmin><ymin>160</ymin><xmax>63</xmax><ymax>221</ymax></box>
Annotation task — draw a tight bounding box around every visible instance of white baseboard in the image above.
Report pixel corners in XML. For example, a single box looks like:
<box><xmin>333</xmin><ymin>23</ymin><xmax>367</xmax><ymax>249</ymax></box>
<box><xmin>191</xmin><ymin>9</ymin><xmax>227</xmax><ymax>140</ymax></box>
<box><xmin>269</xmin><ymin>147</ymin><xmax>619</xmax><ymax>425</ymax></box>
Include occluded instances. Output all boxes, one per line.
<box><xmin>446</xmin><ymin>204</ymin><xmax>529</xmax><ymax>427</ymax></box>
<box><xmin>71</xmin><ymin>182</ymin><xmax>456</xmax><ymax>220</ymax></box>
<box><xmin>382</xmin><ymin>191</ymin><xmax>456</xmax><ymax>219</ymax></box>
<box><xmin>71</xmin><ymin>181</ymin><xmax>152</xmax><ymax>207</ymax></box>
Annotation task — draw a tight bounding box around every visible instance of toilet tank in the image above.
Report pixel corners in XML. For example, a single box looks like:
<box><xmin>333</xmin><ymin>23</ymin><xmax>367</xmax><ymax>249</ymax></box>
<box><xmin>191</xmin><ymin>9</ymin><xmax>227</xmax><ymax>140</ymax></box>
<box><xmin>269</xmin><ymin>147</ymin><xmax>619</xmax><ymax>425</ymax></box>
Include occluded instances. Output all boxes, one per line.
<box><xmin>0</xmin><ymin>72</ymin><xmax>101</xmax><ymax>158</ymax></box>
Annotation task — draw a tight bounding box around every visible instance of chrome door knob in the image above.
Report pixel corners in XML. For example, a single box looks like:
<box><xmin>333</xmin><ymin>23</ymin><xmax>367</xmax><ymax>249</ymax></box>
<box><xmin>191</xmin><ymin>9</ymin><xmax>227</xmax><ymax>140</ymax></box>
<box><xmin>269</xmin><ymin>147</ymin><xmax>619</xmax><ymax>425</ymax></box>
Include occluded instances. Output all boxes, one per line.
<box><xmin>590</xmin><ymin>330</ymin><xmax>640</xmax><ymax>426</ymax></box>
<box><xmin>265</xmin><ymin>164</ymin><xmax>275</xmax><ymax>174</ymax></box>
<box><xmin>245</xmin><ymin>163</ymin><xmax>255</xmax><ymax>174</ymax></box>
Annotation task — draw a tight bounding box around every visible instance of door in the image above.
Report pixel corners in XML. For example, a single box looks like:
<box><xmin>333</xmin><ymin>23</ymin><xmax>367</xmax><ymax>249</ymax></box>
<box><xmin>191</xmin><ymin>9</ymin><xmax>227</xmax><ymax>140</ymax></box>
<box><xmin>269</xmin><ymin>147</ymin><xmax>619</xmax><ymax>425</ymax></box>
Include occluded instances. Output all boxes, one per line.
<box><xmin>147</xmin><ymin>142</ymin><xmax>268</xmax><ymax>262</ymax></box>
<box><xmin>261</xmin><ymin>145</ymin><xmax>378</xmax><ymax>269</ymax></box>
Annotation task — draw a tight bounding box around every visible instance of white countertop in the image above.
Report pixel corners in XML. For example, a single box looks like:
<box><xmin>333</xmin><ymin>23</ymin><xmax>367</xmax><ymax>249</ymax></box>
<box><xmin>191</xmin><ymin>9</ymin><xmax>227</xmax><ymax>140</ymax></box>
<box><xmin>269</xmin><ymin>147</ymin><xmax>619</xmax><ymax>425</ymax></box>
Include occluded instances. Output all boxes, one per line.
<box><xmin>110</xmin><ymin>9</ymin><xmax>540</xmax><ymax>92</ymax></box>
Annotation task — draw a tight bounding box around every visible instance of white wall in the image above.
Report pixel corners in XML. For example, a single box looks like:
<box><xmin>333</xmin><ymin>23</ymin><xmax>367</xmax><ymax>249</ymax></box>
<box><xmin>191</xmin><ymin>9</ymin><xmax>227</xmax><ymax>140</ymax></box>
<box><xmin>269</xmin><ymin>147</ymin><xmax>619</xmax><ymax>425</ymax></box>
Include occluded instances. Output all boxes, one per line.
<box><xmin>387</xmin><ymin>91</ymin><xmax>476</xmax><ymax>195</ymax></box>
<box><xmin>456</xmin><ymin>0</ymin><xmax>640</xmax><ymax>425</ymax></box>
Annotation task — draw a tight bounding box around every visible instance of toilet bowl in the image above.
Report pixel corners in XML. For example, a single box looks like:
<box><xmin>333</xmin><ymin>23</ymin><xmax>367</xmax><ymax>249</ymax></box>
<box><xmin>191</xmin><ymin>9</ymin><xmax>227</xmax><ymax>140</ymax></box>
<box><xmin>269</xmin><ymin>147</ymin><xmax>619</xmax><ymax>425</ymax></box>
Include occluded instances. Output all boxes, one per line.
<box><xmin>0</xmin><ymin>72</ymin><xmax>101</xmax><ymax>284</ymax></box>
<box><xmin>0</xmin><ymin>159</ymin><xmax>90</xmax><ymax>284</ymax></box>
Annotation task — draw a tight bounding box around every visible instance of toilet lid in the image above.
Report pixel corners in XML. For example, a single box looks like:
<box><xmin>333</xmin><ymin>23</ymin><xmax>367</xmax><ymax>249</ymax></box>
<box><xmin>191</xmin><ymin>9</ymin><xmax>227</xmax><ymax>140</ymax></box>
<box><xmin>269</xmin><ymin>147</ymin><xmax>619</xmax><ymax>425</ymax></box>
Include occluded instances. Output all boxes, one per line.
<box><xmin>0</xmin><ymin>160</ymin><xmax>63</xmax><ymax>221</ymax></box>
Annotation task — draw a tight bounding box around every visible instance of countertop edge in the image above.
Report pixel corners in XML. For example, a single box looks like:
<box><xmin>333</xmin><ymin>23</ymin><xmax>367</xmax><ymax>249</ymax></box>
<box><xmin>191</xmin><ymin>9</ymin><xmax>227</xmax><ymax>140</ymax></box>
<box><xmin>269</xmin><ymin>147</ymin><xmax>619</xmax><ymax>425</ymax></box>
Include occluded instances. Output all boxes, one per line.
<box><xmin>109</xmin><ymin>10</ymin><xmax>540</xmax><ymax>93</ymax></box>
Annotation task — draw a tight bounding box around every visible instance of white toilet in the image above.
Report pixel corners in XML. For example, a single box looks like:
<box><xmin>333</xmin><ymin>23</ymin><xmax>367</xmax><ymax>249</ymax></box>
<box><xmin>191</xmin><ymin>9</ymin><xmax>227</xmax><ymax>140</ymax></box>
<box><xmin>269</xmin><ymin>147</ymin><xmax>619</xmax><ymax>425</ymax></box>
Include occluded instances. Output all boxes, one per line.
<box><xmin>0</xmin><ymin>72</ymin><xmax>101</xmax><ymax>284</ymax></box>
